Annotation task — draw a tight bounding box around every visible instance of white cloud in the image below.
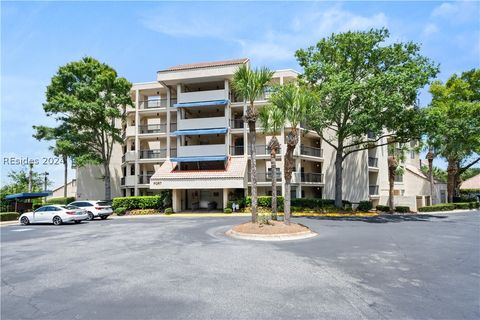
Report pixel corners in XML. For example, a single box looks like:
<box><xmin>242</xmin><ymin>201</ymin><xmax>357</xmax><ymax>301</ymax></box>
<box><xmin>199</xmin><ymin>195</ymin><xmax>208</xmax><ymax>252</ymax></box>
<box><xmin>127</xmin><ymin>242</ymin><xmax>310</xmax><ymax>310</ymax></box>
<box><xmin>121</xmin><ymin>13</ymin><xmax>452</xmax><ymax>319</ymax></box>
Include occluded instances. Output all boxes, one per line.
<box><xmin>422</xmin><ymin>23</ymin><xmax>439</xmax><ymax>36</ymax></box>
<box><xmin>140</xmin><ymin>4</ymin><xmax>389</xmax><ymax>63</ymax></box>
<box><xmin>432</xmin><ymin>2</ymin><xmax>459</xmax><ymax>17</ymax></box>
<box><xmin>431</xmin><ymin>1</ymin><xmax>478</xmax><ymax>21</ymax></box>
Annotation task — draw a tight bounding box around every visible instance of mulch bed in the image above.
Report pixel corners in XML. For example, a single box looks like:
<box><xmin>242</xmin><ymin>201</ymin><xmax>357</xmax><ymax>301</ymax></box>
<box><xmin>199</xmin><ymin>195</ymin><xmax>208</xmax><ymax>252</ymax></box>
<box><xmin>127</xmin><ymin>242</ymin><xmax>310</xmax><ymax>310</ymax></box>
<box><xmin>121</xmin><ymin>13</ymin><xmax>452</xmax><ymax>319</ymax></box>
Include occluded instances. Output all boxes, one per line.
<box><xmin>232</xmin><ymin>220</ymin><xmax>311</xmax><ymax>235</ymax></box>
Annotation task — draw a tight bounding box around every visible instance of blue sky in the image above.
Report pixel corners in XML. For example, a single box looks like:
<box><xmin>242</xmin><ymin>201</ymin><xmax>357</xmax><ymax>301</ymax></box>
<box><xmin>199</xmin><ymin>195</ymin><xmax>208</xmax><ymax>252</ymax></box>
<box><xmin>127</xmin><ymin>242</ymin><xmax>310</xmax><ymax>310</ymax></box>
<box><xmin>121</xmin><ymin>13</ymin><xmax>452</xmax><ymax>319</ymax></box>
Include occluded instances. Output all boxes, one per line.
<box><xmin>1</xmin><ymin>1</ymin><xmax>479</xmax><ymax>188</ymax></box>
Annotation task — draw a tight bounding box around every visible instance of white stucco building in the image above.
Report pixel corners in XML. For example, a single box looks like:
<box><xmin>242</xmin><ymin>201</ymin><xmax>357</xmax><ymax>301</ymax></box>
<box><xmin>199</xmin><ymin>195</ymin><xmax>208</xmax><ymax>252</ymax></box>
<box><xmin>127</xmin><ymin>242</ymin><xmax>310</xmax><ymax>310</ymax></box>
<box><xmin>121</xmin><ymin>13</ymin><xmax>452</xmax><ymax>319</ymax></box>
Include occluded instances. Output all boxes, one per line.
<box><xmin>77</xmin><ymin>58</ymin><xmax>445</xmax><ymax>212</ymax></box>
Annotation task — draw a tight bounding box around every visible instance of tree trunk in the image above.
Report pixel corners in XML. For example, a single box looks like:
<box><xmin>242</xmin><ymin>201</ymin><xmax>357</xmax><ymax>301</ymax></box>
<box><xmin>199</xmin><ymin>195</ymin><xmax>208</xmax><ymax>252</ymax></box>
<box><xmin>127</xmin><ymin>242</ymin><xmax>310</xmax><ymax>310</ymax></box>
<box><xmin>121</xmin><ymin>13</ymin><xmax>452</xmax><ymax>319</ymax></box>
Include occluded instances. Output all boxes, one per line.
<box><xmin>246</xmin><ymin>104</ymin><xmax>258</xmax><ymax>223</ymax></box>
<box><xmin>427</xmin><ymin>151</ymin><xmax>436</xmax><ymax>205</ymax></box>
<box><xmin>388</xmin><ymin>156</ymin><xmax>398</xmax><ymax>213</ymax></box>
<box><xmin>447</xmin><ymin>158</ymin><xmax>457</xmax><ymax>203</ymax></box>
<box><xmin>269</xmin><ymin>136</ymin><xmax>280</xmax><ymax>220</ymax></box>
<box><xmin>283</xmin><ymin>131</ymin><xmax>298</xmax><ymax>225</ymax></box>
<box><xmin>334</xmin><ymin>146</ymin><xmax>343</xmax><ymax>208</ymax></box>
<box><xmin>63</xmin><ymin>154</ymin><xmax>68</xmax><ymax>198</ymax></box>
<box><xmin>104</xmin><ymin>163</ymin><xmax>111</xmax><ymax>201</ymax></box>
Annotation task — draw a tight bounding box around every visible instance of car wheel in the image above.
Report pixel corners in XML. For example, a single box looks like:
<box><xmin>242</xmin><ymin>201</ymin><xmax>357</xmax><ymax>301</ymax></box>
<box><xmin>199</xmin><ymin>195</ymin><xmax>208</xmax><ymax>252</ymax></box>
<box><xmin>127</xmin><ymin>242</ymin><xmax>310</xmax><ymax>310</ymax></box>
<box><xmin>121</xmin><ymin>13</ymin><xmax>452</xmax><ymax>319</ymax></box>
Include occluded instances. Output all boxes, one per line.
<box><xmin>100</xmin><ymin>215</ymin><xmax>108</xmax><ymax>220</ymax></box>
<box><xmin>52</xmin><ymin>216</ymin><xmax>63</xmax><ymax>226</ymax></box>
<box><xmin>20</xmin><ymin>216</ymin><xmax>29</xmax><ymax>225</ymax></box>
<box><xmin>87</xmin><ymin>212</ymin><xmax>94</xmax><ymax>220</ymax></box>
<box><xmin>74</xmin><ymin>220</ymin><xmax>81</xmax><ymax>224</ymax></box>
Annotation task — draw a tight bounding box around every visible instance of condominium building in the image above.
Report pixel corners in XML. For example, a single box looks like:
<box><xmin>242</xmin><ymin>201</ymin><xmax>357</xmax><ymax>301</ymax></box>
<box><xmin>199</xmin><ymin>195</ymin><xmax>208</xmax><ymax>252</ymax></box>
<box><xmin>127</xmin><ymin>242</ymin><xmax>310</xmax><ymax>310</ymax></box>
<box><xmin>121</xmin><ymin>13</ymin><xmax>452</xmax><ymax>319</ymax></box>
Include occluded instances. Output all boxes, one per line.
<box><xmin>76</xmin><ymin>58</ymin><xmax>446</xmax><ymax>211</ymax></box>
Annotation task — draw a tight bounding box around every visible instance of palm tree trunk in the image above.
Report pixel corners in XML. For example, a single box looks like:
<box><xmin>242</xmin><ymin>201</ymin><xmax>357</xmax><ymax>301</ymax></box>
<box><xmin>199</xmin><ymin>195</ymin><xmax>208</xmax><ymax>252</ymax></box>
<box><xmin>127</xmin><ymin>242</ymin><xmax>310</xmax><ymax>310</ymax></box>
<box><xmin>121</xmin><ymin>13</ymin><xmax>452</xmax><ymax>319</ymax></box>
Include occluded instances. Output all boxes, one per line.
<box><xmin>388</xmin><ymin>156</ymin><xmax>398</xmax><ymax>213</ymax></box>
<box><xmin>283</xmin><ymin>131</ymin><xmax>298</xmax><ymax>225</ymax></box>
<box><xmin>447</xmin><ymin>158</ymin><xmax>457</xmax><ymax>203</ymax></box>
<box><xmin>63</xmin><ymin>154</ymin><xmax>68</xmax><ymax>198</ymax></box>
<box><xmin>248</xmin><ymin>117</ymin><xmax>258</xmax><ymax>223</ymax></box>
<box><xmin>270</xmin><ymin>149</ymin><xmax>277</xmax><ymax>220</ymax></box>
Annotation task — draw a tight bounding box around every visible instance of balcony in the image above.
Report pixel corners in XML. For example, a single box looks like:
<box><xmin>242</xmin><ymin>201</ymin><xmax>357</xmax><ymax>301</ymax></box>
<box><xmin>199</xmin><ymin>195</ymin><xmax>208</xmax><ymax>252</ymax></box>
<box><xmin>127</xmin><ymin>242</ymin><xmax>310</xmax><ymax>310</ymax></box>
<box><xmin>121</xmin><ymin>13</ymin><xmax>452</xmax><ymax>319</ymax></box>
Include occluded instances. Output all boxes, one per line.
<box><xmin>297</xmin><ymin>172</ymin><xmax>324</xmax><ymax>183</ymax></box>
<box><xmin>170</xmin><ymin>123</ymin><xmax>177</xmax><ymax>132</ymax></box>
<box><xmin>300</xmin><ymin>145</ymin><xmax>323</xmax><ymax>158</ymax></box>
<box><xmin>170</xmin><ymin>148</ymin><xmax>177</xmax><ymax>158</ymax></box>
<box><xmin>139</xmin><ymin>149</ymin><xmax>167</xmax><ymax>159</ymax></box>
<box><xmin>125</xmin><ymin>126</ymin><xmax>136</xmax><ymax>137</ymax></box>
<box><xmin>230</xmin><ymin>146</ymin><xmax>245</xmax><ymax>156</ymax></box>
<box><xmin>139</xmin><ymin>124</ymin><xmax>167</xmax><ymax>134</ymax></box>
<box><xmin>395</xmin><ymin>175</ymin><xmax>404</xmax><ymax>183</ymax></box>
<box><xmin>139</xmin><ymin>99</ymin><xmax>168</xmax><ymax>110</ymax></box>
<box><xmin>122</xmin><ymin>151</ymin><xmax>136</xmax><ymax>162</ymax></box>
<box><xmin>248</xmin><ymin>172</ymin><xmax>282</xmax><ymax>182</ymax></box>
<box><xmin>231</xmin><ymin>119</ymin><xmax>244</xmax><ymax>129</ymax></box>
<box><xmin>247</xmin><ymin>145</ymin><xmax>281</xmax><ymax>156</ymax></box>
<box><xmin>121</xmin><ymin>175</ymin><xmax>136</xmax><ymax>187</ymax></box>
<box><xmin>178</xmin><ymin>89</ymin><xmax>227</xmax><ymax>103</ymax></box>
<box><xmin>369</xmin><ymin>185</ymin><xmax>379</xmax><ymax>195</ymax></box>
<box><xmin>138</xmin><ymin>174</ymin><xmax>153</xmax><ymax>184</ymax></box>
<box><xmin>177</xmin><ymin>116</ymin><xmax>227</xmax><ymax>131</ymax></box>
<box><xmin>177</xmin><ymin>144</ymin><xmax>226</xmax><ymax>157</ymax></box>
<box><xmin>368</xmin><ymin>157</ymin><xmax>379</xmax><ymax>167</ymax></box>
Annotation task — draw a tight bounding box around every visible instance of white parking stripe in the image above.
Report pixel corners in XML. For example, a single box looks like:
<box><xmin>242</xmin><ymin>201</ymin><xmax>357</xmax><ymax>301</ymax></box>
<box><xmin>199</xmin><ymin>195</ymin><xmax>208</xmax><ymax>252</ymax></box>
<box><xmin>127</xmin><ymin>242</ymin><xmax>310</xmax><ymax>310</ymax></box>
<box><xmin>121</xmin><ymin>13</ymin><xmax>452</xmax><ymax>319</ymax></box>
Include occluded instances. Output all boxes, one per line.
<box><xmin>11</xmin><ymin>228</ymin><xmax>33</xmax><ymax>232</ymax></box>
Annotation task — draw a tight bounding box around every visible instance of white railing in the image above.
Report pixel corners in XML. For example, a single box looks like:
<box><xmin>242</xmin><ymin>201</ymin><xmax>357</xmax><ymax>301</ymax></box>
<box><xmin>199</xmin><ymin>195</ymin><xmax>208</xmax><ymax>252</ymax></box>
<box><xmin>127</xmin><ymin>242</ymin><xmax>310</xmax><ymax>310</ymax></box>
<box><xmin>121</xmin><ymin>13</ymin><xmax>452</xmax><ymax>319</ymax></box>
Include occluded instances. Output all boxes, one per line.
<box><xmin>178</xmin><ymin>89</ymin><xmax>227</xmax><ymax>103</ymax></box>
<box><xmin>177</xmin><ymin>144</ymin><xmax>226</xmax><ymax>157</ymax></box>
<box><xmin>177</xmin><ymin>116</ymin><xmax>227</xmax><ymax>130</ymax></box>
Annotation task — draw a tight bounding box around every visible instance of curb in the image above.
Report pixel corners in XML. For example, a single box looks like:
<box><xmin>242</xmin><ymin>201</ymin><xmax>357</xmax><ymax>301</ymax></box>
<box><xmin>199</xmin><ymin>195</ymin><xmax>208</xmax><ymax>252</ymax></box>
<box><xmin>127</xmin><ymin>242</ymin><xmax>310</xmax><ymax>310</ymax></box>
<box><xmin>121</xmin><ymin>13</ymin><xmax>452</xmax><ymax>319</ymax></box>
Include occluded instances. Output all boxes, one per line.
<box><xmin>225</xmin><ymin>229</ymin><xmax>318</xmax><ymax>241</ymax></box>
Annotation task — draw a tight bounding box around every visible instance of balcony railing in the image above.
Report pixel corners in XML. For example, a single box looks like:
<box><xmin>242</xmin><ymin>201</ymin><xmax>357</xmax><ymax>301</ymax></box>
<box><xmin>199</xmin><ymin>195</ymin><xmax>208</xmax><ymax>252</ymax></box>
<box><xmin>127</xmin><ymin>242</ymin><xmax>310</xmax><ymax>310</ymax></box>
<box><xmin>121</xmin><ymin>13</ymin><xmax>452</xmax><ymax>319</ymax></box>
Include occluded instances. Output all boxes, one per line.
<box><xmin>368</xmin><ymin>157</ymin><xmax>379</xmax><ymax>167</ymax></box>
<box><xmin>138</xmin><ymin>175</ymin><xmax>153</xmax><ymax>184</ymax></box>
<box><xmin>231</xmin><ymin>119</ymin><xmax>244</xmax><ymax>129</ymax></box>
<box><xmin>139</xmin><ymin>149</ymin><xmax>167</xmax><ymax>159</ymax></box>
<box><xmin>138</xmin><ymin>98</ymin><xmax>177</xmax><ymax>109</ymax></box>
<box><xmin>369</xmin><ymin>185</ymin><xmax>379</xmax><ymax>195</ymax></box>
<box><xmin>247</xmin><ymin>145</ymin><xmax>281</xmax><ymax>156</ymax></box>
<box><xmin>230</xmin><ymin>146</ymin><xmax>245</xmax><ymax>156</ymax></box>
<box><xmin>170</xmin><ymin>123</ymin><xmax>177</xmax><ymax>132</ymax></box>
<box><xmin>170</xmin><ymin>148</ymin><xmax>177</xmax><ymax>158</ymax></box>
<box><xmin>300</xmin><ymin>145</ymin><xmax>323</xmax><ymax>158</ymax></box>
<box><xmin>248</xmin><ymin>172</ymin><xmax>282</xmax><ymax>182</ymax></box>
<box><xmin>139</xmin><ymin>124</ymin><xmax>167</xmax><ymax>134</ymax></box>
<box><xmin>297</xmin><ymin>172</ymin><xmax>324</xmax><ymax>183</ymax></box>
<box><xmin>121</xmin><ymin>177</ymin><xmax>125</xmax><ymax>186</ymax></box>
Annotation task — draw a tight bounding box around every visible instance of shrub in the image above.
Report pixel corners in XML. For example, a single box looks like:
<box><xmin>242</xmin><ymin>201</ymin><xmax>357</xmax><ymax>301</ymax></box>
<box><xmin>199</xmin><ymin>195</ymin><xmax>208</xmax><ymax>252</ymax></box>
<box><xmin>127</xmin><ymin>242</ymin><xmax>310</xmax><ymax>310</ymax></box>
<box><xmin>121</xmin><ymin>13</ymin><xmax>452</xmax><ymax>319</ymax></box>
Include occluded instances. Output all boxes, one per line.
<box><xmin>46</xmin><ymin>197</ymin><xmax>75</xmax><ymax>205</ymax></box>
<box><xmin>357</xmin><ymin>201</ymin><xmax>373</xmax><ymax>212</ymax></box>
<box><xmin>164</xmin><ymin>208</ymin><xmax>173</xmax><ymax>215</ymax></box>
<box><xmin>114</xmin><ymin>207</ymin><xmax>127</xmax><ymax>216</ymax></box>
<box><xmin>245</xmin><ymin>196</ymin><xmax>285</xmax><ymax>207</ymax></box>
<box><xmin>418</xmin><ymin>203</ymin><xmax>455</xmax><ymax>212</ymax></box>
<box><xmin>129</xmin><ymin>209</ymin><xmax>159</xmax><ymax>215</ymax></box>
<box><xmin>224</xmin><ymin>208</ymin><xmax>232</xmax><ymax>214</ymax></box>
<box><xmin>258</xmin><ymin>212</ymin><xmax>271</xmax><ymax>223</ymax></box>
<box><xmin>112</xmin><ymin>196</ymin><xmax>163</xmax><ymax>210</ymax></box>
<box><xmin>454</xmin><ymin>202</ymin><xmax>471</xmax><ymax>210</ymax></box>
<box><xmin>0</xmin><ymin>212</ymin><xmax>19</xmax><ymax>221</ymax></box>
<box><xmin>376</xmin><ymin>205</ymin><xmax>390</xmax><ymax>212</ymax></box>
<box><xmin>395</xmin><ymin>206</ymin><xmax>410</xmax><ymax>213</ymax></box>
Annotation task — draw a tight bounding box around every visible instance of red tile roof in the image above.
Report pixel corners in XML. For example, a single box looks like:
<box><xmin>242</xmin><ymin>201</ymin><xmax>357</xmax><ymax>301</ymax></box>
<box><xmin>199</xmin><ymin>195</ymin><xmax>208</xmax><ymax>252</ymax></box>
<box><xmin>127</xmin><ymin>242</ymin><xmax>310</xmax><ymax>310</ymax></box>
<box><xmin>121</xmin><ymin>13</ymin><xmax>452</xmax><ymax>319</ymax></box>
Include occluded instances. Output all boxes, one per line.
<box><xmin>160</xmin><ymin>58</ymin><xmax>249</xmax><ymax>72</ymax></box>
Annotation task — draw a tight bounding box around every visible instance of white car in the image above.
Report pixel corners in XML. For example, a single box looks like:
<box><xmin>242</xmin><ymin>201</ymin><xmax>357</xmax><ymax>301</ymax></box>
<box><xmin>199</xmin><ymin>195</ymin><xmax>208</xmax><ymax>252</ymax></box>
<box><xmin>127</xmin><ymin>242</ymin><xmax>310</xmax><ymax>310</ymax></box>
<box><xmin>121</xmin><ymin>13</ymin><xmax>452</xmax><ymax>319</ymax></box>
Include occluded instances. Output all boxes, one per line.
<box><xmin>19</xmin><ymin>205</ymin><xmax>88</xmax><ymax>226</ymax></box>
<box><xmin>68</xmin><ymin>200</ymin><xmax>113</xmax><ymax>220</ymax></box>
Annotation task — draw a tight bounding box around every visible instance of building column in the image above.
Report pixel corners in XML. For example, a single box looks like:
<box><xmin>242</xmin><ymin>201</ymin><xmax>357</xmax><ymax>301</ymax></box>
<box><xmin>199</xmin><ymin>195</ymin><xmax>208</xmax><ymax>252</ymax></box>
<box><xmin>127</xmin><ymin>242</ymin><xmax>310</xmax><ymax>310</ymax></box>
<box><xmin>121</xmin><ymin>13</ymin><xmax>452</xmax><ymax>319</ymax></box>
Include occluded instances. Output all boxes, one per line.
<box><xmin>296</xmin><ymin>159</ymin><xmax>302</xmax><ymax>198</ymax></box>
<box><xmin>172</xmin><ymin>189</ymin><xmax>181</xmax><ymax>212</ymax></box>
<box><xmin>134</xmin><ymin>89</ymin><xmax>140</xmax><ymax>196</ymax></box>
<box><xmin>223</xmin><ymin>188</ymin><xmax>229</xmax><ymax>209</ymax></box>
<box><xmin>166</xmin><ymin>87</ymin><xmax>171</xmax><ymax>158</ymax></box>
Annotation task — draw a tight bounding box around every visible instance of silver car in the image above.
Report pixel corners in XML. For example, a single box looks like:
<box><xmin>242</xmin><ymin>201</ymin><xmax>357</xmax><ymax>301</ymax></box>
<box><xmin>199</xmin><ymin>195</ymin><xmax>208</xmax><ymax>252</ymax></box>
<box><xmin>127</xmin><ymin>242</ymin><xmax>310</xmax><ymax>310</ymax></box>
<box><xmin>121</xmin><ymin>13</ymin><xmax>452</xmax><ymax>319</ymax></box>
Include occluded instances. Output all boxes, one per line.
<box><xmin>68</xmin><ymin>200</ymin><xmax>113</xmax><ymax>220</ymax></box>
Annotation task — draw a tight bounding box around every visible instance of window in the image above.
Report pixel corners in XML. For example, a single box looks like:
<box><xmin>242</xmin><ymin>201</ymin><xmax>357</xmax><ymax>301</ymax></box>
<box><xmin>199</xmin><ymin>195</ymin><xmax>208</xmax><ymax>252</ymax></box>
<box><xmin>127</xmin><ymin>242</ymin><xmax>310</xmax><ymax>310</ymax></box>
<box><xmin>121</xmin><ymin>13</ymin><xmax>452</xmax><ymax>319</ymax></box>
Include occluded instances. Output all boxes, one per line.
<box><xmin>35</xmin><ymin>207</ymin><xmax>46</xmax><ymax>212</ymax></box>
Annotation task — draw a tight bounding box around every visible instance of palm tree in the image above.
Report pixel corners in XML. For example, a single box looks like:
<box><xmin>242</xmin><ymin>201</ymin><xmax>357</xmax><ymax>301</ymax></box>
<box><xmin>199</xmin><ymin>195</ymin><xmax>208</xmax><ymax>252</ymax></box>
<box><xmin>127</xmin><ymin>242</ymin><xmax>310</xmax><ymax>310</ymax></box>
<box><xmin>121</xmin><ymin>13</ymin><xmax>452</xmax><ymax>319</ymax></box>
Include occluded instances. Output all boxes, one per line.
<box><xmin>269</xmin><ymin>83</ymin><xmax>317</xmax><ymax>225</ymax></box>
<box><xmin>232</xmin><ymin>65</ymin><xmax>274</xmax><ymax>223</ymax></box>
<box><xmin>426</xmin><ymin>149</ymin><xmax>436</xmax><ymax>205</ymax></box>
<box><xmin>387</xmin><ymin>144</ymin><xmax>406</xmax><ymax>213</ymax></box>
<box><xmin>259</xmin><ymin>104</ymin><xmax>285</xmax><ymax>220</ymax></box>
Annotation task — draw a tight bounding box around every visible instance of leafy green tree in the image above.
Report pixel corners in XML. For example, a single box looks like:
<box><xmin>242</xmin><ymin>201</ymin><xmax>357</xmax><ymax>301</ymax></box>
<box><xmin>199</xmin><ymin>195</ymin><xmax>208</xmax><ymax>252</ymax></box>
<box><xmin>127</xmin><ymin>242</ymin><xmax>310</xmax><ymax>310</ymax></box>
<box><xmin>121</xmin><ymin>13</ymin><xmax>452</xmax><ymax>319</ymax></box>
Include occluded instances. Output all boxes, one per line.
<box><xmin>35</xmin><ymin>57</ymin><xmax>132</xmax><ymax>200</ymax></box>
<box><xmin>259</xmin><ymin>104</ymin><xmax>285</xmax><ymax>220</ymax></box>
<box><xmin>420</xmin><ymin>164</ymin><xmax>447</xmax><ymax>183</ymax></box>
<box><xmin>269</xmin><ymin>83</ymin><xmax>317</xmax><ymax>224</ymax></box>
<box><xmin>296</xmin><ymin>28</ymin><xmax>438</xmax><ymax>208</ymax></box>
<box><xmin>232</xmin><ymin>65</ymin><xmax>274</xmax><ymax>223</ymax></box>
<box><xmin>33</xmin><ymin>125</ymin><xmax>78</xmax><ymax>198</ymax></box>
<box><xmin>424</xmin><ymin>69</ymin><xmax>480</xmax><ymax>202</ymax></box>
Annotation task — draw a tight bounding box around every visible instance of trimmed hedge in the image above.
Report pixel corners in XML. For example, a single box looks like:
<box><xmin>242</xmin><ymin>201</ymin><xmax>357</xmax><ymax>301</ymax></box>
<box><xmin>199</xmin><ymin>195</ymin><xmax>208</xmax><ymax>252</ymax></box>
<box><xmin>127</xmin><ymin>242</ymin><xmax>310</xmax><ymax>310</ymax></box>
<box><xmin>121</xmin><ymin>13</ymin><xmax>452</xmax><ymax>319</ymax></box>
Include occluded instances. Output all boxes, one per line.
<box><xmin>46</xmin><ymin>197</ymin><xmax>75</xmax><ymax>205</ymax></box>
<box><xmin>128</xmin><ymin>209</ymin><xmax>160</xmax><ymax>215</ymax></box>
<box><xmin>357</xmin><ymin>201</ymin><xmax>373</xmax><ymax>212</ymax></box>
<box><xmin>244</xmin><ymin>196</ymin><xmax>351</xmax><ymax>209</ymax></box>
<box><xmin>376</xmin><ymin>205</ymin><xmax>410</xmax><ymax>213</ymax></box>
<box><xmin>224</xmin><ymin>208</ymin><xmax>233</xmax><ymax>214</ymax></box>
<box><xmin>418</xmin><ymin>204</ymin><xmax>455</xmax><ymax>212</ymax></box>
<box><xmin>0</xmin><ymin>212</ymin><xmax>19</xmax><ymax>221</ymax></box>
<box><xmin>112</xmin><ymin>196</ymin><xmax>163</xmax><ymax>210</ymax></box>
<box><xmin>245</xmin><ymin>196</ymin><xmax>285</xmax><ymax>207</ymax></box>
<box><xmin>376</xmin><ymin>205</ymin><xmax>390</xmax><ymax>212</ymax></box>
<box><xmin>164</xmin><ymin>208</ymin><xmax>173</xmax><ymax>215</ymax></box>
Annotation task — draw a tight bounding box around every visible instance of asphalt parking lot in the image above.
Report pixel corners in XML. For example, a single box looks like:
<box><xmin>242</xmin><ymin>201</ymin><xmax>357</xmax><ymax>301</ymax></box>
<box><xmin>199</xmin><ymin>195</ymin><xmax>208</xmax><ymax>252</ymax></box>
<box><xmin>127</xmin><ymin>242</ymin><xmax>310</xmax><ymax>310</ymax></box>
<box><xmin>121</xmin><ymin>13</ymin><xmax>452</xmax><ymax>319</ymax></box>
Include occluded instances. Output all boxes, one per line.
<box><xmin>1</xmin><ymin>212</ymin><xmax>479</xmax><ymax>320</ymax></box>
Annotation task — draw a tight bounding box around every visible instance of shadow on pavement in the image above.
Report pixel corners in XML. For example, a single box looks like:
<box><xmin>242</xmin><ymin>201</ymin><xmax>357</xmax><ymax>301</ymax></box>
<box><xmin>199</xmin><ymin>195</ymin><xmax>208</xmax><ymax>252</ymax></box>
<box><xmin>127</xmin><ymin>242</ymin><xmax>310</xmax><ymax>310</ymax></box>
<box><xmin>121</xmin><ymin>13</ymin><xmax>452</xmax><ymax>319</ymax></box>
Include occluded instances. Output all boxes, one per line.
<box><xmin>301</xmin><ymin>214</ymin><xmax>448</xmax><ymax>224</ymax></box>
